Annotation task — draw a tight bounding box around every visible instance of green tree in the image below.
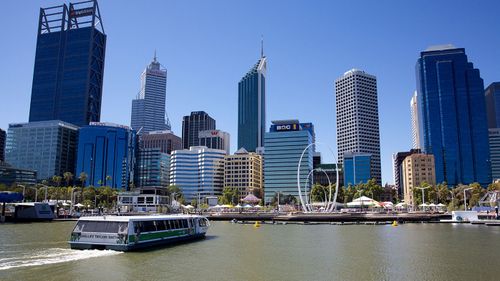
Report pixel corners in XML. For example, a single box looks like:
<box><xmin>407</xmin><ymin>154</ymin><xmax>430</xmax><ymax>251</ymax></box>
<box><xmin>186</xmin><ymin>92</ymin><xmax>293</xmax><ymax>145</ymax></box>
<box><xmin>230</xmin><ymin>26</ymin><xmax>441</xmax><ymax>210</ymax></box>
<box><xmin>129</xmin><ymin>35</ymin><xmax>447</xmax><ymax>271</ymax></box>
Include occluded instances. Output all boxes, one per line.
<box><xmin>78</xmin><ymin>172</ymin><xmax>87</xmax><ymax>188</ymax></box>
<box><xmin>63</xmin><ymin>172</ymin><xmax>73</xmax><ymax>187</ymax></box>
<box><xmin>219</xmin><ymin>186</ymin><xmax>239</xmax><ymax>205</ymax></box>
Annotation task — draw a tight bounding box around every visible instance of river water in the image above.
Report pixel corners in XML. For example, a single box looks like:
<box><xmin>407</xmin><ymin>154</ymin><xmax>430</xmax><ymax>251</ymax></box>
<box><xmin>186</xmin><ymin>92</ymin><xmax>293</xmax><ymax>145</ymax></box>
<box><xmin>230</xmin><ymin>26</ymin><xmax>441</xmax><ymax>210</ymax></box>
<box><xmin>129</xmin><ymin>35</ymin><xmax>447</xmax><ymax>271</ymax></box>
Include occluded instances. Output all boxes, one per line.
<box><xmin>0</xmin><ymin>221</ymin><xmax>499</xmax><ymax>281</ymax></box>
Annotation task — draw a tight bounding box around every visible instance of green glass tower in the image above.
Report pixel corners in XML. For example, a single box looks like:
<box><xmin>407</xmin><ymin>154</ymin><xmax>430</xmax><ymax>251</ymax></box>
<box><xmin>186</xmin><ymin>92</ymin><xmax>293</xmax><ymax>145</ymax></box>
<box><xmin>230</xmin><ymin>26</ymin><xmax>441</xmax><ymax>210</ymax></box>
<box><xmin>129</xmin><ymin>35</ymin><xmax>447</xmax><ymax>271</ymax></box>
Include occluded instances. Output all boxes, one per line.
<box><xmin>238</xmin><ymin>43</ymin><xmax>266</xmax><ymax>152</ymax></box>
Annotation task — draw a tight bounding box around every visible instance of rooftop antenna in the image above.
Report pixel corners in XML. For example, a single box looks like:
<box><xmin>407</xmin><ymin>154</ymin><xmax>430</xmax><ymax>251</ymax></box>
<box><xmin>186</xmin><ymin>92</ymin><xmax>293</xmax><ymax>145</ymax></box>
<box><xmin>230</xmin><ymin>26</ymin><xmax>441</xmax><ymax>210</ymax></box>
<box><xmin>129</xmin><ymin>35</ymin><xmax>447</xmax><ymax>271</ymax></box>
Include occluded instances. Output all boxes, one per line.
<box><xmin>154</xmin><ymin>49</ymin><xmax>157</xmax><ymax>62</ymax></box>
<box><xmin>260</xmin><ymin>35</ymin><xmax>264</xmax><ymax>58</ymax></box>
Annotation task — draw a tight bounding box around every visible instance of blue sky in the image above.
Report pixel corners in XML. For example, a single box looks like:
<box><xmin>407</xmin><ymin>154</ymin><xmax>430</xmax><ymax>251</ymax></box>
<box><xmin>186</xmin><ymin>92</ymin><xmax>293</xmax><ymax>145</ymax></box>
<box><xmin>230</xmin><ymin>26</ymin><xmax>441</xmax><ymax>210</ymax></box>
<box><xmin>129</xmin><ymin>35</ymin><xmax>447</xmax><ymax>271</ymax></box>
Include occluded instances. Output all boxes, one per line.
<box><xmin>1</xmin><ymin>0</ymin><xmax>499</xmax><ymax>184</ymax></box>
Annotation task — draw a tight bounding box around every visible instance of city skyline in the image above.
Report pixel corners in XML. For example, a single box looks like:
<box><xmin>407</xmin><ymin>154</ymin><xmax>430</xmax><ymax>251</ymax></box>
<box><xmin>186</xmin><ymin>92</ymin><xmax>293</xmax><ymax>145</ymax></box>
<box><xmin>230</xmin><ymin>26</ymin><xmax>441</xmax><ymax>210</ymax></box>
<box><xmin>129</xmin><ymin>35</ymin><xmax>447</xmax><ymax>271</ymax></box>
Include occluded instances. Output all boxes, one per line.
<box><xmin>1</xmin><ymin>1</ymin><xmax>500</xmax><ymax>184</ymax></box>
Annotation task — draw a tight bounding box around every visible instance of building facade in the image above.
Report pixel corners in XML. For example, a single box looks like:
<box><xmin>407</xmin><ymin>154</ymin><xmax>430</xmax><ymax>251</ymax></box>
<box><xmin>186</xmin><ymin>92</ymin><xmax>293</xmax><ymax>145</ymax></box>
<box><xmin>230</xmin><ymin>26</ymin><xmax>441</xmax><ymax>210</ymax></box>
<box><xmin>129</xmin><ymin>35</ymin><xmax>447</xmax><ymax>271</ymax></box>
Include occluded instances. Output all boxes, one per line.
<box><xmin>224</xmin><ymin>148</ymin><xmax>263</xmax><ymax>200</ymax></box>
<box><xmin>402</xmin><ymin>154</ymin><xmax>436</xmax><ymax>207</ymax></box>
<box><xmin>131</xmin><ymin>54</ymin><xmax>170</xmax><ymax>134</ymax></box>
<box><xmin>343</xmin><ymin>152</ymin><xmax>372</xmax><ymax>186</ymax></box>
<box><xmin>0</xmin><ymin>128</ymin><xmax>5</xmax><ymax>163</ymax></box>
<box><xmin>264</xmin><ymin>120</ymin><xmax>313</xmax><ymax>203</ymax></box>
<box><xmin>238</xmin><ymin>51</ymin><xmax>266</xmax><ymax>152</ymax></box>
<box><xmin>485</xmin><ymin>82</ymin><xmax>500</xmax><ymax>129</ymax></box>
<box><xmin>29</xmin><ymin>0</ymin><xmax>106</xmax><ymax>127</ymax></box>
<box><xmin>410</xmin><ymin>91</ymin><xmax>421</xmax><ymax>149</ymax></box>
<box><xmin>392</xmin><ymin>149</ymin><xmax>421</xmax><ymax>199</ymax></box>
<box><xmin>313</xmin><ymin>163</ymin><xmax>343</xmax><ymax>189</ymax></box>
<box><xmin>75</xmin><ymin>123</ymin><xmax>136</xmax><ymax>189</ymax></box>
<box><xmin>140</xmin><ymin>130</ymin><xmax>181</xmax><ymax>154</ymax></box>
<box><xmin>335</xmin><ymin>69</ymin><xmax>381</xmax><ymax>184</ymax></box>
<box><xmin>182</xmin><ymin>111</ymin><xmax>216</xmax><ymax>149</ymax></box>
<box><xmin>6</xmin><ymin>121</ymin><xmax>78</xmax><ymax>180</ymax></box>
<box><xmin>489</xmin><ymin>129</ymin><xmax>500</xmax><ymax>181</ymax></box>
<box><xmin>199</xmin><ymin>130</ymin><xmax>230</xmax><ymax>154</ymax></box>
<box><xmin>169</xmin><ymin>146</ymin><xmax>225</xmax><ymax>202</ymax></box>
<box><xmin>0</xmin><ymin>163</ymin><xmax>37</xmax><ymax>186</ymax></box>
<box><xmin>416</xmin><ymin>46</ymin><xmax>490</xmax><ymax>186</ymax></box>
<box><xmin>135</xmin><ymin>148</ymin><xmax>170</xmax><ymax>188</ymax></box>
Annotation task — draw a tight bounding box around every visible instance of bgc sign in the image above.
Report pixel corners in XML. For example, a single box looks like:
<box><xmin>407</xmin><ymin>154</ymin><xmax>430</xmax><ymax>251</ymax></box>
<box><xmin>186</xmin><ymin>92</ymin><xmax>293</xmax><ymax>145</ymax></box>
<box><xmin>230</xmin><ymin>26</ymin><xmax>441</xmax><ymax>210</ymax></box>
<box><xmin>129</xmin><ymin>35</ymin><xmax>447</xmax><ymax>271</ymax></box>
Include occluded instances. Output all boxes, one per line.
<box><xmin>276</xmin><ymin>124</ymin><xmax>299</xmax><ymax>132</ymax></box>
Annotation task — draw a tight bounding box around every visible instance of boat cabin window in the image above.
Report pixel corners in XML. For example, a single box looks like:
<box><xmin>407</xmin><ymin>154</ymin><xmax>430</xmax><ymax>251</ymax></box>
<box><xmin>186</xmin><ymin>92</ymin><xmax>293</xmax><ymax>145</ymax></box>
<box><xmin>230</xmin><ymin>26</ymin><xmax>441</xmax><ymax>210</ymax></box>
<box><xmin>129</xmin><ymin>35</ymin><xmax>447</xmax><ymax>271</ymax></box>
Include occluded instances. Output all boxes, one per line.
<box><xmin>199</xmin><ymin>219</ymin><xmax>207</xmax><ymax>227</ymax></box>
<box><xmin>155</xmin><ymin>220</ymin><xmax>166</xmax><ymax>231</ymax></box>
<box><xmin>73</xmin><ymin>221</ymin><xmax>128</xmax><ymax>233</ymax></box>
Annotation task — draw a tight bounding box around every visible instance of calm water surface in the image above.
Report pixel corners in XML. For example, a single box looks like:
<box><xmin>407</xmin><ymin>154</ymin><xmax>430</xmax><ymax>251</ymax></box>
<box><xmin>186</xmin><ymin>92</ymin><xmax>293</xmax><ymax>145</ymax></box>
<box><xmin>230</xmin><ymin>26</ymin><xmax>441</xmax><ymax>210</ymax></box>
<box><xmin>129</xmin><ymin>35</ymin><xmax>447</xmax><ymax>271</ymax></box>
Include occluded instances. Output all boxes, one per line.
<box><xmin>0</xmin><ymin>221</ymin><xmax>499</xmax><ymax>281</ymax></box>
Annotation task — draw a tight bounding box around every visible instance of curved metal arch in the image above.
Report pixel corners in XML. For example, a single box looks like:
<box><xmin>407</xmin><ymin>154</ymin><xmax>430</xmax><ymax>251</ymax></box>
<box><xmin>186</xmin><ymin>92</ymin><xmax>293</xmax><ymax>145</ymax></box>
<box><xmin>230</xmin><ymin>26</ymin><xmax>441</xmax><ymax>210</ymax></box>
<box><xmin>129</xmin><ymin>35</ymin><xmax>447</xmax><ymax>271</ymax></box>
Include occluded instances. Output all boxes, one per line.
<box><xmin>297</xmin><ymin>142</ymin><xmax>339</xmax><ymax>213</ymax></box>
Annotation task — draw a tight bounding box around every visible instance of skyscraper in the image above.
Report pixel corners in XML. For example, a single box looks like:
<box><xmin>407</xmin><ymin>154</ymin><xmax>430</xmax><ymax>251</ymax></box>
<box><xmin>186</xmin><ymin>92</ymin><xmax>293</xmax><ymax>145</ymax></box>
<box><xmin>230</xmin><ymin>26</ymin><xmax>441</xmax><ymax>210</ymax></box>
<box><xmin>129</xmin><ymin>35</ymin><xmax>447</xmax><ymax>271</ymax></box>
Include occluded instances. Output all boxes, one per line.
<box><xmin>485</xmin><ymin>82</ymin><xmax>500</xmax><ymax>129</ymax></box>
<box><xmin>416</xmin><ymin>45</ymin><xmax>490</xmax><ymax>186</ymax></box>
<box><xmin>263</xmin><ymin>120</ymin><xmax>313</xmax><ymax>203</ymax></box>
<box><xmin>335</xmin><ymin>69</ymin><xmax>381</xmax><ymax>184</ymax></box>
<box><xmin>182</xmin><ymin>111</ymin><xmax>216</xmax><ymax>149</ymax></box>
<box><xmin>0</xmin><ymin>128</ymin><xmax>5</xmax><ymax>163</ymax></box>
<box><xmin>131</xmin><ymin>53</ymin><xmax>170</xmax><ymax>134</ymax></box>
<box><xmin>238</xmin><ymin>43</ymin><xmax>266</xmax><ymax>152</ymax></box>
<box><xmin>75</xmin><ymin>122</ymin><xmax>136</xmax><ymax>189</ymax></box>
<box><xmin>6</xmin><ymin>121</ymin><xmax>78</xmax><ymax>180</ymax></box>
<box><xmin>29</xmin><ymin>0</ymin><xmax>106</xmax><ymax>127</ymax></box>
<box><xmin>410</xmin><ymin>91</ymin><xmax>421</xmax><ymax>149</ymax></box>
<box><xmin>489</xmin><ymin>129</ymin><xmax>500</xmax><ymax>181</ymax></box>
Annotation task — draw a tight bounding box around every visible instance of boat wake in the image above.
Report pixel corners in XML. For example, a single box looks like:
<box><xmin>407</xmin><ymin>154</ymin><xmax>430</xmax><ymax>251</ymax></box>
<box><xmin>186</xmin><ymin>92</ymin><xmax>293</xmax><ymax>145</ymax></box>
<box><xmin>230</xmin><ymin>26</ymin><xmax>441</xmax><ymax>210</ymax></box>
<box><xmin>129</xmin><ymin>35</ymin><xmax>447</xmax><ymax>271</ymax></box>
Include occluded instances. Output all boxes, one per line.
<box><xmin>0</xmin><ymin>248</ymin><xmax>121</xmax><ymax>271</ymax></box>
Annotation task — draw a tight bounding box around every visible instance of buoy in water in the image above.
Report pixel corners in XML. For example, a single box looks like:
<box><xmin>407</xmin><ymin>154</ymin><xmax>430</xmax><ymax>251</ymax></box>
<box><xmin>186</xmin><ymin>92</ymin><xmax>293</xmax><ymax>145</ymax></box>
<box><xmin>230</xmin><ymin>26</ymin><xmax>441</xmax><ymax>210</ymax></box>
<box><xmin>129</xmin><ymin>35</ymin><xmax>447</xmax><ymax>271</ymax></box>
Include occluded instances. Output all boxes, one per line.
<box><xmin>254</xmin><ymin>221</ymin><xmax>261</xmax><ymax>228</ymax></box>
<box><xmin>392</xmin><ymin>220</ymin><xmax>398</xmax><ymax>227</ymax></box>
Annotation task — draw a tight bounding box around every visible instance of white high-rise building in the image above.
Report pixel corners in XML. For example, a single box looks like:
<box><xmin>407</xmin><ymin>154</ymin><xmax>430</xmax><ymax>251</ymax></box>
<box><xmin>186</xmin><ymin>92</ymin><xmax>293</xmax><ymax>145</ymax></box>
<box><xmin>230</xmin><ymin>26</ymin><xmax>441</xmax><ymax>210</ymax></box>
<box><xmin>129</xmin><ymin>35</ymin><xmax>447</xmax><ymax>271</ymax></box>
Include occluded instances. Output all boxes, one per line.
<box><xmin>169</xmin><ymin>146</ymin><xmax>225</xmax><ymax>202</ymax></box>
<box><xmin>131</xmin><ymin>53</ymin><xmax>170</xmax><ymax>134</ymax></box>
<box><xmin>335</xmin><ymin>69</ymin><xmax>381</xmax><ymax>184</ymax></box>
<box><xmin>410</xmin><ymin>91</ymin><xmax>421</xmax><ymax>149</ymax></box>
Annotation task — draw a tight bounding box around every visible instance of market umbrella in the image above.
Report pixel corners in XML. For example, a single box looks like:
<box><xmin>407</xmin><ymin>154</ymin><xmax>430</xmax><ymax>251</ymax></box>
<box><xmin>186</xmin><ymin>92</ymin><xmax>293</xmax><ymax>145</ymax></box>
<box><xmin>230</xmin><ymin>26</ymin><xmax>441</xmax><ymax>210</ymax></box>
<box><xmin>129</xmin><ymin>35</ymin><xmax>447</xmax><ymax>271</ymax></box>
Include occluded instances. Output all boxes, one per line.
<box><xmin>419</xmin><ymin>203</ymin><xmax>429</xmax><ymax>207</ymax></box>
<box><xmin>74</xmin><ymin>203</ymin><xmax>84</xmax><ymax>207</ymax></box>
<box><xmin>241</xmin><ymin>194</ymin><xmax>261</xmax><ymax>203</ymax></box>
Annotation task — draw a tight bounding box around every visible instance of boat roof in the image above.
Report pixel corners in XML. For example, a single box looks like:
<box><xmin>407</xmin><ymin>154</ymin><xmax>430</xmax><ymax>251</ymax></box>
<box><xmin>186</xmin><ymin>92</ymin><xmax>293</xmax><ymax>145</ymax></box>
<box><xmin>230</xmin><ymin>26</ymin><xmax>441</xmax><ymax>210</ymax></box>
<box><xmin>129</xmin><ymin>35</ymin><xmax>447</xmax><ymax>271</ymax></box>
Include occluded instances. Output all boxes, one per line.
<box><xmin>76</xmin><ymin>214</ymin><xmax>205</xmax><ymax>222</ymax></box>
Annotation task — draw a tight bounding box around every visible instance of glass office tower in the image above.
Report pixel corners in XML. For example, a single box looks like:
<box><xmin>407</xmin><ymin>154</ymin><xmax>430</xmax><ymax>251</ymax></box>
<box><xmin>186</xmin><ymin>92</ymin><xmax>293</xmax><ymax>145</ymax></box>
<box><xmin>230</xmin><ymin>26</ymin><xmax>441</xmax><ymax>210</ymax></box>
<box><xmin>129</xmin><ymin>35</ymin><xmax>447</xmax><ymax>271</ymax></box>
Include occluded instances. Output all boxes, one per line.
<box><xmin>182</xmin><ymin>111</ymin><xmax>216</xmax><ymax>149</ymax></box>
<box><xmin>75</xmin><ymin>123</ymin><xmax>136</xmax><ymax>189</ymax></box>
<box><xmin>263</xmin><ymin>120</ymin><xmax>313</xmax><ymax>203</ymax></box>
<box><xmin>5</xmin><ymin>121</ymin><xmax>79</xmax><ymax>180</ymax></box>
<box><xmin>29</xmin><ymin>0</ymin><xmax>106</xmax><ymax>127</ymax></box>
<box><xmin>416</xmin><ymin>45</ymin><xmax>490</xmax><ymax>186</ymax></box>
<box><xmin>131</xmin><ymin>54</ymin><xmax>170</xmax><ymax>134</ymax></box>
<box><xmin>343</xmin><ymin>152</ymin><xmax>372</xmax><ymax>186</ymax></box>
<box><xmin>238</xmin><ymin>51</ymin><xmax>266</xmax><ymax>152</ymax></box>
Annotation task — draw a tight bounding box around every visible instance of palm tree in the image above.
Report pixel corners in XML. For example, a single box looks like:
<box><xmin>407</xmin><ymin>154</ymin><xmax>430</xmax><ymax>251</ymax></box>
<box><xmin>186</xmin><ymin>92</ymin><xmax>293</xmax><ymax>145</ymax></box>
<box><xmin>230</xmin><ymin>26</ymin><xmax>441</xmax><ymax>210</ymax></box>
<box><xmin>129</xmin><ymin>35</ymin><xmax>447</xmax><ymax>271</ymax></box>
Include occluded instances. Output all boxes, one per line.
<box><xmin>63</xmin><ymin>172</ymin><xmax>73</xmax><ymax>187</ymax></box>
<box><xmin>52</xmin><ymin>175</ymin><xmax>62</xmax><ymax>187</ymax></box>
<box><xmin>105</xmin><ymin>175</ymin><xmax>112</xmax><ymax>187</ymax></box>
<box><xmin>78</xmin><ymin>172</ymin><xmax>87</xmax><ymax>189</ymax></box>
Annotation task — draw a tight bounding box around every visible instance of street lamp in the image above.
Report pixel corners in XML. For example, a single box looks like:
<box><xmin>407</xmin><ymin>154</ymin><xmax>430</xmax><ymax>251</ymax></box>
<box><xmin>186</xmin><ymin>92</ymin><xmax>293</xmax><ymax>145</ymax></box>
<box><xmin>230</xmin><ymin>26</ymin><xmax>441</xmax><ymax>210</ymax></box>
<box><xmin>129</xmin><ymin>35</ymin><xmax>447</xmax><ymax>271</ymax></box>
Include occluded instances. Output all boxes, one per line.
<box><xmin>18</xmin><ymin>184</ymin><xmax>26</xmax><ymax>202</ymax></box>
<box><xmin>38</xmin><ymin>184</ymin><xmax>49</xmax><ymax>202</ymax></box>
<box><xmin>416</xmin><ymin>186</ymin><xmax>430</xmax><ymax>211</ymax></box>
<box><xmin>464</xmin><ymin>188</ymin><xmax>473</xmax><ymax>211</ymax></box>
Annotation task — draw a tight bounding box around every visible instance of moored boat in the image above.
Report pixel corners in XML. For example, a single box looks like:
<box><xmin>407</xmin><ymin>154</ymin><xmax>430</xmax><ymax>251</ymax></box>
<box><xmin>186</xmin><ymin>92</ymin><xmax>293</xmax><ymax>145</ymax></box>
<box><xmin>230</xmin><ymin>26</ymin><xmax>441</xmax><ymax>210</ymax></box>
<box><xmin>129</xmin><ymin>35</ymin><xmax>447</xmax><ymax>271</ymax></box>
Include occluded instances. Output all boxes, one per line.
<box><xmin>69</xmin><ymin>214</ymin><xmax>210</xmax><ymax>251</ymax></box>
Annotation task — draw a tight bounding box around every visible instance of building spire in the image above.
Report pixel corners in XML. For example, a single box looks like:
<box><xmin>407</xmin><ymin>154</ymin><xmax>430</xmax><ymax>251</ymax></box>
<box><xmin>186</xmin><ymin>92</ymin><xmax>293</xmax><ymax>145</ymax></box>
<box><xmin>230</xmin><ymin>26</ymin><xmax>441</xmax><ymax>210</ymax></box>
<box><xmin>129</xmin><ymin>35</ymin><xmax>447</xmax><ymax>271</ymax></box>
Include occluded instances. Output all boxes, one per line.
<box><xmin>153</xmin><ymin>49</ymin><xmax>157</xmax><ymax>62</ymax></box>
<box><xmin>260</xmin><ymin>35</ymin><xmax>264</xmax><ymax>58</ymax></box>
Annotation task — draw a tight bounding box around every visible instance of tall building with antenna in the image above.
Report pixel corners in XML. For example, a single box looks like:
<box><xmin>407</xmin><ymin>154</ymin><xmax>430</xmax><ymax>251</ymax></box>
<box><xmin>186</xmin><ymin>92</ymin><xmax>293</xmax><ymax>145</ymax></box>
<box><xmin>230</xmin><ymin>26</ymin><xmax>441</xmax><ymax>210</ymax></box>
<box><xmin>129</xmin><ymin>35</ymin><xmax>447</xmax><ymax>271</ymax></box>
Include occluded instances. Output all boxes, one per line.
<box><xmin>29</xmin><ymin>0</ymin><xmax>106</xmax><ymax>127</ymax></box>
<box><xmin>131</xmin><ymin>52</ymin><xmax>170</xmax><ymax>134</ymax></box>
<box><xmin>237</xmin><ymin>39</ymin><xmax>267</xmax><ymax>152</ymax></box>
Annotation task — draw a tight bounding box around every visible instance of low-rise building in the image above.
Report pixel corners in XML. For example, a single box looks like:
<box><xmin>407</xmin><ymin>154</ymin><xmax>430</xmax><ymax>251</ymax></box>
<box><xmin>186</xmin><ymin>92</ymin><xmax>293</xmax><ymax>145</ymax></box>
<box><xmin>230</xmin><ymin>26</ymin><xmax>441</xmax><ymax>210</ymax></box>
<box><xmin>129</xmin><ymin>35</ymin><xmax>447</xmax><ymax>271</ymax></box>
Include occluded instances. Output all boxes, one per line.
<box><xmin>224</xmin><ymin>148</ymin><xmax>263</xmax><ymax>200</ymax></box>
<box><xmin>402</xmin><ymin>153</ymin><xmax>436</xmax><ymax>207</ymax></box>
<box><xmin>343</xmin><ymin>152</ymin><xmax>372</xmax><ymax>186</ymax></box>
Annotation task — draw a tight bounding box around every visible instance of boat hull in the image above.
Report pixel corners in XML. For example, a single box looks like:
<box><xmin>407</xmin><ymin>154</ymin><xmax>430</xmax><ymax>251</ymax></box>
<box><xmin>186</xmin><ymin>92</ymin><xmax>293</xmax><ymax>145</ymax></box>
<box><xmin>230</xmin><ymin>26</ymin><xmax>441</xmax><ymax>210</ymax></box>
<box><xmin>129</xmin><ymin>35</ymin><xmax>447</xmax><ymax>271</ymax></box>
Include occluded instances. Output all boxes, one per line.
<box><xmin>69</xmin><ymin>233</ymin><xmax>206</xmax><ymax>251</ymax></box>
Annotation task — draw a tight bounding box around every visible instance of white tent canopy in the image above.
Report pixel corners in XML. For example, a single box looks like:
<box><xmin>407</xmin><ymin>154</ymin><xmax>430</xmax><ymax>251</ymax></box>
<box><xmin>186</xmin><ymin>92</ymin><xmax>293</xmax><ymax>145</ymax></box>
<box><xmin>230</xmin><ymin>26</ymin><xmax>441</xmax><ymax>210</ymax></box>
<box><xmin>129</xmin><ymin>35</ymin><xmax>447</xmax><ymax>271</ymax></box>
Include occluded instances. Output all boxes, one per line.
<box><xmin>347</xmin><ymin>196</ymin><xmax>380</xmax><ymax>207</ymax></box>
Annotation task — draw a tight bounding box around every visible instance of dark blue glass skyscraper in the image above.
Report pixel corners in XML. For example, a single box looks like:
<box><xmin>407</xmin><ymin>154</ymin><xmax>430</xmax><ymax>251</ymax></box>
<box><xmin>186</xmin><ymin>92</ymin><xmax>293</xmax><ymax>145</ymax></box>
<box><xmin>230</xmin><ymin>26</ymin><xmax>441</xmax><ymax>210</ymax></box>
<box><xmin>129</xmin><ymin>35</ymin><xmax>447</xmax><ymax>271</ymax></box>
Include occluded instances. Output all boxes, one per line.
<box><xmin>238</xmin><ymin>46</ymin><xmax>266</xmax><ymax>152</ymax></box>
<box><xmin>416</xmin><ymin>45</ymin><xmax>491</xmax><ymax>186</ymax></box>
<box><xmin>29</xmin><ymin>0</ymin><xmax>106</xmax><ymax>127</ymax></box>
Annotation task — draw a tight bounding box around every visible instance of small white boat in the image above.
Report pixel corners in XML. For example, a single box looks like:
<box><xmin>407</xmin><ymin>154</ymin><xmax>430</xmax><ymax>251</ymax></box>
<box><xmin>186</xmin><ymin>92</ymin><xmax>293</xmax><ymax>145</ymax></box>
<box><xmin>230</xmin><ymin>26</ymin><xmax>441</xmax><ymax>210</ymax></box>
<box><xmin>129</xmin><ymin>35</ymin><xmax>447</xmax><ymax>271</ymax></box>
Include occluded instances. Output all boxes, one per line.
<box><xmin>69</xmin><ymin>214</ymin><xmax>210</xmax><ymax>251</ymax></box>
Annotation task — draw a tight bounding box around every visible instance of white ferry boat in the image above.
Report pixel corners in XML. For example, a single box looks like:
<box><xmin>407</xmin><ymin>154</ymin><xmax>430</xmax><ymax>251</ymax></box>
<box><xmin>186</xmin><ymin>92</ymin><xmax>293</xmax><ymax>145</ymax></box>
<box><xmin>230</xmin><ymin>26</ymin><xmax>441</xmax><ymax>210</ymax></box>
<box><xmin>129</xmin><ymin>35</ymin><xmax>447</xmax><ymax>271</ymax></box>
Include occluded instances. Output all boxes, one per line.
<box><xmin>69</xmin><ymin>214</ymin><xmax>210</xmax><ymax>251</ymax></box>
